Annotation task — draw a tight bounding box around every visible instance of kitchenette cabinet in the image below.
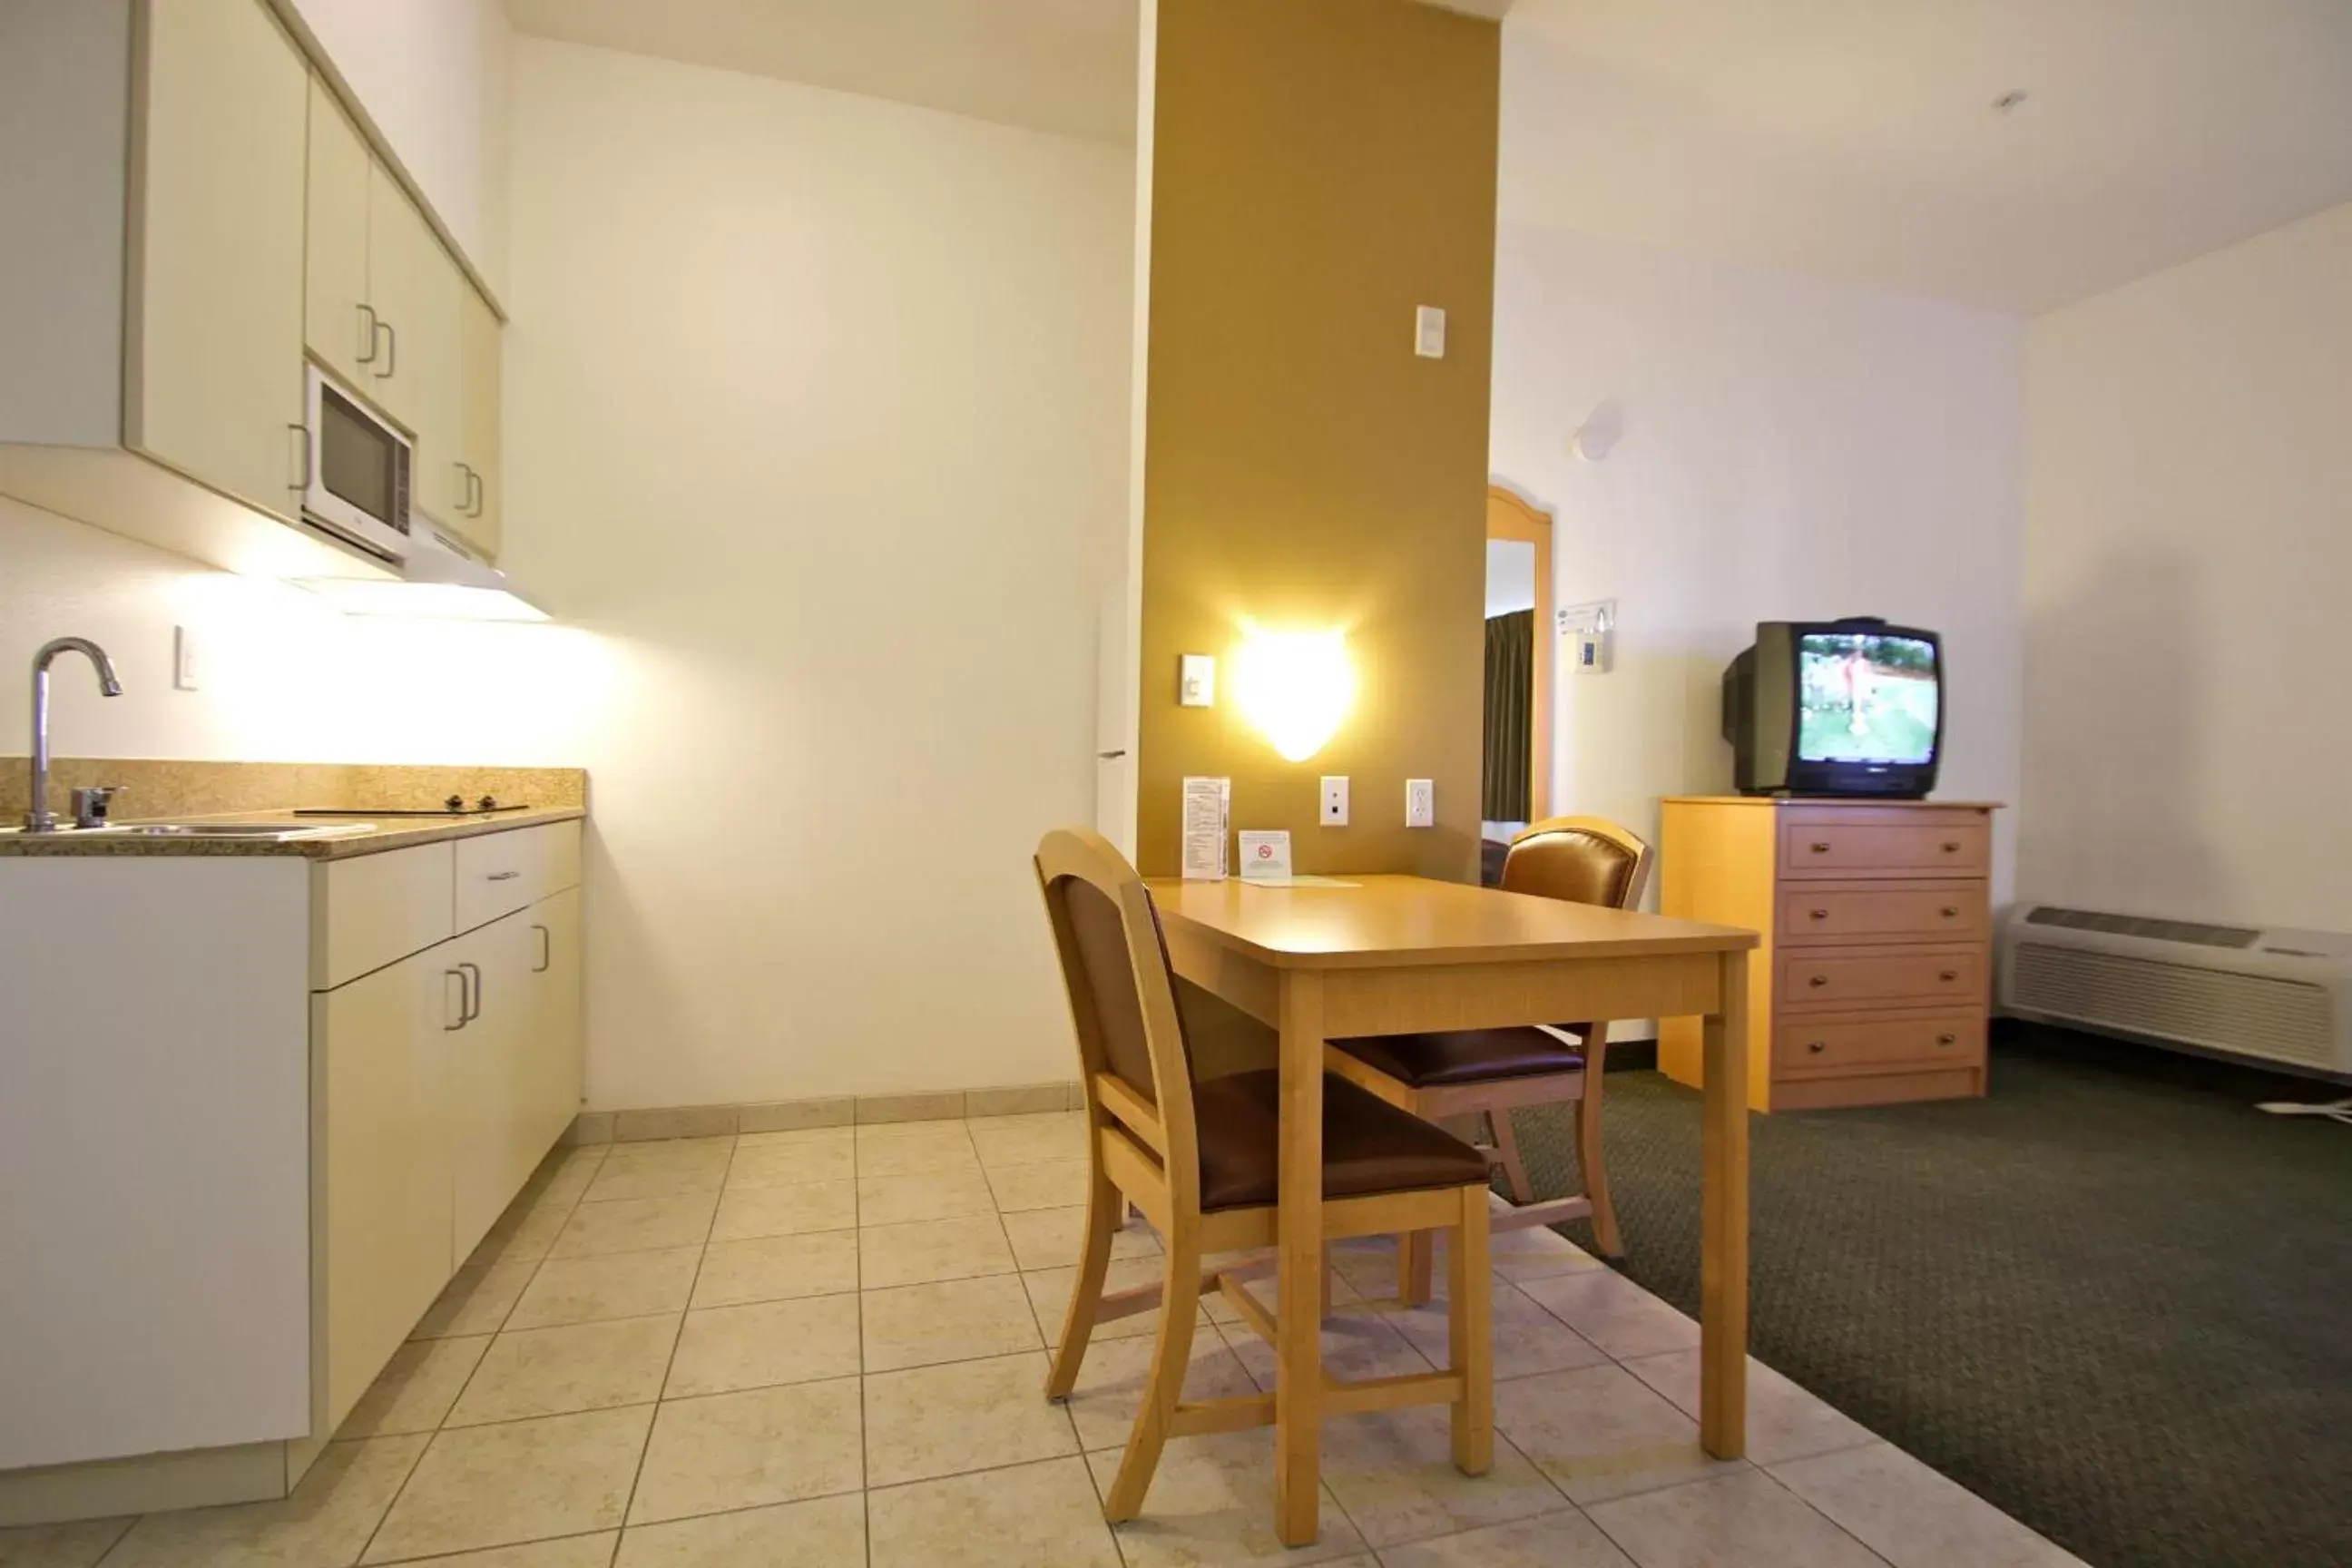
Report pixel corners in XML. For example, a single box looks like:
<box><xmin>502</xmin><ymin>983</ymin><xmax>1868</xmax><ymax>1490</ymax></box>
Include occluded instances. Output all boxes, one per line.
<box><xmin>0</xmin><ymin>0</ymin><xmax>506</xmax><ymax>575</ymax></box>
<box><xmin>0</xmin><ymin>817</ymin><xmax>583</xmax><ymax>1522</ymax></box>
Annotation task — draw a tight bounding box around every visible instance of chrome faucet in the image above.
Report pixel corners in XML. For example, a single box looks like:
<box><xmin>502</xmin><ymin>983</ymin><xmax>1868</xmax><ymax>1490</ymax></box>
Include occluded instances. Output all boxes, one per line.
<box><xmin>24</xmin><ymin>637</ymin><xmax>122</xmax><ymax>832</ymax></box>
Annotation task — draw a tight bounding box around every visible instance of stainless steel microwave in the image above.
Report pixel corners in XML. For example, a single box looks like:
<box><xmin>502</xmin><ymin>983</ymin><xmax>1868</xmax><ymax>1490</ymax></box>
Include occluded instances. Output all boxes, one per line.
<box><xmin>301</xmin><ymin>365</ymin><xmax>412</xmax><ymax>563</ymax></box>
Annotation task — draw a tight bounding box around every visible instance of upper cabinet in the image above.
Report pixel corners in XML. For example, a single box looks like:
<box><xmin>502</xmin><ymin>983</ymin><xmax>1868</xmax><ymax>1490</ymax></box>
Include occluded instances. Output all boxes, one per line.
<box><xmin>130</xmin><ymin>0</ymin><xmax>309</xmax><ymax>530</ymax></box>
<box><xmin>0</xmin><ymin>0</ymin><xmax>506</xmax><ymax>573</ymax></box>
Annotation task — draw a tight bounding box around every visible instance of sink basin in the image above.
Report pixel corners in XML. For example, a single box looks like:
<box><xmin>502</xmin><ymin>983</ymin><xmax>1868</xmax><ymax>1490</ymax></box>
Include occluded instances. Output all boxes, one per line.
<box><xmin>100</xmin><ymin>821</ymin><xmax>375</xmax><ymax>841</ymax></box>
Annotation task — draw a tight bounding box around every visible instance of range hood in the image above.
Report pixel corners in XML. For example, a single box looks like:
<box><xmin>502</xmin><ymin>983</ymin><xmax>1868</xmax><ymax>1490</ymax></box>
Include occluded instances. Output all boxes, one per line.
<box><xmin>299</xmin><ymin>526</ymin><xmax>550</xmax><ymax>622</ymax></box>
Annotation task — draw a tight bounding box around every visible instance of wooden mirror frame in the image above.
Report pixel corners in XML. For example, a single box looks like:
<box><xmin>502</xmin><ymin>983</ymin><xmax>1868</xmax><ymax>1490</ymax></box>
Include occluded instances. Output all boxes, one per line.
<box><xmin>1485</xmin><ymin>484</ymin><xmax>1553</xmax><ymax>819</ymax></box>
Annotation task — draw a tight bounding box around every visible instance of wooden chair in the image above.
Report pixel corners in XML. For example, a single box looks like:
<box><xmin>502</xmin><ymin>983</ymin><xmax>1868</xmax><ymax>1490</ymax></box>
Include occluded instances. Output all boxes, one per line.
<box><xmin>1327</xmin><ymin>814</ymin><xmax>1656</xmax><ymax>1302</ymax></box>
<box><xmin>1034</xmin><ymin>828</ymin><xmax>1494</xmax><ymax>1522</ymax></box>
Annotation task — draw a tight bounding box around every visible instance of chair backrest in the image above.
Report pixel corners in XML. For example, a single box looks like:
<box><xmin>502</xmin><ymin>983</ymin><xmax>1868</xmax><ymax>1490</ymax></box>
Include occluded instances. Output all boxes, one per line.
<box><xmin>1034</xmin><ymin>828</ymin><xmax>1203</xmax><ymax>1212</ymax></box>
<box><xmin>1503</xmin><ymin>814</ymin><xmax>1655</xmax><ymax>913</ymax></box>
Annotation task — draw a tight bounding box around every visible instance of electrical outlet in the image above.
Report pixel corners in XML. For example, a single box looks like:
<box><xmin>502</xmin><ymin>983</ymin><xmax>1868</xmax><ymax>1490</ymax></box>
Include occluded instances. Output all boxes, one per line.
<box><xmin>1319</xmin><ymin>776</ymin><xmax>1349</xmax><ymax>827</ymax></box>
<box><xmin>1406</xmin><ymin>779</ymin><xmax>1435</xmax><ymax>828</ymax></box>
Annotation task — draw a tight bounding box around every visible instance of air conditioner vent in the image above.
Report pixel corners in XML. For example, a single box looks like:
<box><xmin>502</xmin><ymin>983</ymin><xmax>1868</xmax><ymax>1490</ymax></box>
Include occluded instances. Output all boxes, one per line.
<box><xmin>2022</xmin><ymin>906</ymin><xmax>2261</xmax><ymax>949</ymax></box>
<box><xmin>2010</xmin><ymin>945</ymin><xmax>2333</xmax><ymax>1068</ymax></box>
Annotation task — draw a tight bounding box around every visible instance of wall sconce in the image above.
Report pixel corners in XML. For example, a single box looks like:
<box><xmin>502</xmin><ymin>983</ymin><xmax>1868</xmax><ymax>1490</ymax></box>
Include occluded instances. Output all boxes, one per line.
<box><xmin>1233</xmin><ymin>626</ymin><xmax>1353</xmax><ymax>763</ymax></box>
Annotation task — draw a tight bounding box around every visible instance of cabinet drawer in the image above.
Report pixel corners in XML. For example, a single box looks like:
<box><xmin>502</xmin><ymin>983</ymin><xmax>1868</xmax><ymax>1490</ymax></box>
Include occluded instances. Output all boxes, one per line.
<box><xmin>1778</xmin><ymin>883</ymin><xmax>1987</xmax><ymax>945</ymax></box>
<box><xmin>454</xmin><ymin>821</ymin><xmax>582</xmax><ymax>933</ymax></box>
<box><xmin>1780</xmin><ymin>814</ymin><xmax>1990</xmax><ymax>877</ymax></box>
<box><xmin>1775</xmin><ymin>1013</ymin><xmax>1985</xmax><ymax>1077</ymax></box>
<box><xmin>1778</xmin><ymin>946</ymin><xmax>1985</xmax><ymax>1011</ymax></box>
<box><xmin>311</xmin><ymin>841</ymin><xmax>456</xmax><ymax>989</ymax></box>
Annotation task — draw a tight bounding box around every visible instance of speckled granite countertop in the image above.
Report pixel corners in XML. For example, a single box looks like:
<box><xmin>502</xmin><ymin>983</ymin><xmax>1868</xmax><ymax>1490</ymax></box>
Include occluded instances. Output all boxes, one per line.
<box><xmin>0</xmin><ymin>806</ymin><xmax>585</xmax><ymax>859</ymax></box>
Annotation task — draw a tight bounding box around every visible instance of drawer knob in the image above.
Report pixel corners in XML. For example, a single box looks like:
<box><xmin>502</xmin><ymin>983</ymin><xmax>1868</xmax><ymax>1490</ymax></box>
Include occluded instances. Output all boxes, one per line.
<box><xmin>1937</xmin><ymin>1033</ymin><xmax>1958</xmax><ymax>1045</ymax></box>
<box><xmin>1939</xmin><ymin>969</ymin><xmax>1959</xmax><ymax>981</ymax></box>
<box><xmin>1808</xmin><ymin>975</ymin><xmax>1829</xmax><ymax>988</ymax></box>
<box><xmin>1808</xmin><ymin>907</ymin><xmax>1829</xmax><ymax>920</ymax></box>
<box><xmin>1941</xmin><ymin>840</ymin><xmax>1961</xmax><ymax>852</ymax></box>
<box><xmin>1809</xmin><ymin>841</ymin><xmax>1831</xmax><ymax>853</ymax></box>
<box><xmin>1807</xmin><ymin>1040</ymin><xmax>1828</xmax><ymax>1054</ymax></box>
<box><xmin>1941</xmin><ymin>906</ymin><xmax>1960</xmax><ymax>917</ymax></box>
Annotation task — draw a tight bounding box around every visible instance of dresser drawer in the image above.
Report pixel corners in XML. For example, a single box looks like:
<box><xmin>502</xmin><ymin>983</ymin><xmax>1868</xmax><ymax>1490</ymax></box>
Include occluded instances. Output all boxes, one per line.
<box><xmin>1780</xmin><ymin>813</ymin><xmax>1989</xmax><ymax>877</ymax></box>
<box><xmin>1775</xmin><ymin>1012</ymin><xmax>1985</xmax><ymax>1077</ymax></box>
<box><xmin>454</xmin><ymin>820</ymin><xmax>583</xmax><ymax>933</ymax></box>
<box><xmin>1778</xmin><ymin>883</ymin><xmax>1988</xmax><ymax>945</ymax></box>
<box><xmin>1778</xmin><ymin>946</ymin><xmax>1985</xmax><ymax>1011</ymax></box>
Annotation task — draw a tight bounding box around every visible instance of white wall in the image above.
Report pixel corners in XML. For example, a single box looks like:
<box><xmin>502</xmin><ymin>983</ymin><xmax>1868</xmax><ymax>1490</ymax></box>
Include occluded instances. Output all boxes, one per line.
<box><xmin>286</xmin><ymin>0</ymin><xmax>514</xmax><ymax>291</ymax></box>
<box><xmin>1490</xmin><ymin>224</ymin><xmax>2027</xmax><ymax>904</ymax></box>
<box><xmin>2022</xmin><ymin>202</ymin><xmax>2352</xmax><ymax>931</ymax></box>
<box><xmin>0</xmin><ymin>496</ymin><xmax>602</xmax><ymax>766</ymax></box>
<box><xmin>505</xmin><ymin>42</ymin><xmax>1133</xmax><ymax>1109</ymax></box>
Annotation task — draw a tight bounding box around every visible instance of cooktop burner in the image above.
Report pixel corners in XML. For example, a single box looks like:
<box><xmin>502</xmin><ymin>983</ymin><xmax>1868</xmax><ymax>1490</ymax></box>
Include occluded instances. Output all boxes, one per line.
<box><xmin>294</xmin><ymin>797</ymin><xmax>533</xmax><ymax>818</ymax></box>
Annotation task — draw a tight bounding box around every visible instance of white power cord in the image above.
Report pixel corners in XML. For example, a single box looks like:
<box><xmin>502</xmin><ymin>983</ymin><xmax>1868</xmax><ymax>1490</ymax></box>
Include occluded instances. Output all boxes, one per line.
<box><xmin>2255</xmin><ymin>1097</ymin><xmax>2352</xmax><ymax>1125</ymax></box>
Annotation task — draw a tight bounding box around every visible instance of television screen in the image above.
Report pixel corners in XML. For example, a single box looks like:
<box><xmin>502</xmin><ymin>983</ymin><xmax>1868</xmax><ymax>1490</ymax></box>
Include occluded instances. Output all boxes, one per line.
<box><xmin>1796</xmin><ymin>632</ymin><xmax>1938</xmax><ymax>765</ymax></box>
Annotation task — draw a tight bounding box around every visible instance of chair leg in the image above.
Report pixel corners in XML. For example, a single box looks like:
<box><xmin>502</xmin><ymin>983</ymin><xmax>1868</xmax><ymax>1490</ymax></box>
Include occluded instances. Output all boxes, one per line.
<box><xmin>1397</xmin><ymin>1229</ymin><xmax>1436</xmax><ymax>1308</ymax></box>
<box><xmin>1045</xmin><ymin>1167</ymin><xmax>1121</xmax><ymax>1400</ymax></box>
<box><xmin>1102</xmin><ymin>1236</ymin><xmax>1200</xmax><ymax>1522</ymax></box>
<box><xmin>1488</xmin><ymin>1108</ymin><xmax>1536</xmax><ymax>1205</ymax></box>
<box><xmin>1576</xmin><ymin>1078</ymin><xmax>1625</xmax><ymax>1259</ymax></box>
<box><xmin>1447</xmin><ymin>1184</ymin><xmax>1493</xmax><ymax>1475</ymax></box>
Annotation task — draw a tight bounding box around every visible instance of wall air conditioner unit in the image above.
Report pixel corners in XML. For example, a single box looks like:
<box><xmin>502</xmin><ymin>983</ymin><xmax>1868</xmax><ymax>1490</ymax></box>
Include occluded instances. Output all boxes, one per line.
<box><xmin>1996</xmin><ymin>906</ymin><xmax>2352</xmax><ymax>1078</ymax></box>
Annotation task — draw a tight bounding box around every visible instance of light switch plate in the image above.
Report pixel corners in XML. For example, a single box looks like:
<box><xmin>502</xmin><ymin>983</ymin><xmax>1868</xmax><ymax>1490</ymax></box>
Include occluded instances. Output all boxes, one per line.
<box><xmin>1178</xmin><ymin>653</ymin><xmax>1215</xmax><ymax>707</ymax></box>
<box><xmin>172</xmin><ymin>625</ymin><xmax>201</xmax><ymax>691</ymax></box>
<box><xmin>1319</xmin><ymin>776</ymin><xmax>1349</xmax><ymax>827</ymax></box>
<box><xmin>1406</xmin><ymin>779</ymin><xmax>1435</xmax><ymax>828</ymax></box>
<box><xmin>1415</xmin><ymin>306</ymin><xmax>1446</xmax><ymax>359</ymax></box>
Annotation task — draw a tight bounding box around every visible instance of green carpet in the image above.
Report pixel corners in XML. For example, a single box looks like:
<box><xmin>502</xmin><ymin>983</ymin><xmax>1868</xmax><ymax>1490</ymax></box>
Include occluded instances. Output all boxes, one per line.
<box><xmin>1505</xmin><ymin>1024</ymin><xmax>2352</xmax><ymax>1568</ymax></box>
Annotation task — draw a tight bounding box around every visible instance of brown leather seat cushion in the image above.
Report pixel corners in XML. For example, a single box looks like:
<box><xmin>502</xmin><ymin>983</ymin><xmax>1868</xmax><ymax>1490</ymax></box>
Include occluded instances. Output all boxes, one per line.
<box><xmin>1192</xmin><ymin>1070</ymin><xmax>1489</xmax><ymax>1212</ymax></box>
<box><xmin>1331</xmin><ymin>1027</ymin><xmax>1585</xmax><ymax>1089</ymax></box>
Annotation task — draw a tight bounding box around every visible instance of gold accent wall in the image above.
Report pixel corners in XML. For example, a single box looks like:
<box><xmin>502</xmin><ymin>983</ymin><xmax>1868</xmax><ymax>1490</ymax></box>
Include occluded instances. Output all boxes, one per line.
<box><xmin>1134</xmin><ymin>0</ymin><xmax>1500</xmax><ymax>878</ymax></box>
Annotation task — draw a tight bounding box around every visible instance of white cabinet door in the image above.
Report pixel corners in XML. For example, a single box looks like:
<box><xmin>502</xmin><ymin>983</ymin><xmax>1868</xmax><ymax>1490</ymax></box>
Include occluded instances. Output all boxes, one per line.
<box><xmin>303</xmin><ymin>75</ymin><xmax>373</xmax><ymax>388</ymax></box>
<box><xmin>452</xmin><ymin>285</ymin><xmax>503</xmax><ymax>558</ymax></box>
<box><xmin>446</xmin><ymin>912</ymin><xmax>532</xmax><ymax>1265</ymax></box>
<box><xmin>524</xmin><ymin>887</ymin><xmax>585</xmax><ymax>1157</ymax></box>
<box><xmin>314</xmin><ymin>945</ymin><xmax>459</xmax><ymax>1435</ymax></box>
<box><xmin>129</xmin><ymin>0</ymin><xmax>308</xmax><ymax>520</ymax></box>
<box><xmin>366</xmin><ymin>168</ymin><xmax>466</xmax><ymax>524</ymax></box>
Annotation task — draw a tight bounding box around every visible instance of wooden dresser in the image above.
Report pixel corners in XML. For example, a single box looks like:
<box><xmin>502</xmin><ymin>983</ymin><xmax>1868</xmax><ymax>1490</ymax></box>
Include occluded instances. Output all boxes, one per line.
<box><xmin>1657</xmin><ymin>797</ymin><xmax>2002</xmax><ymax>1111</ymax></box>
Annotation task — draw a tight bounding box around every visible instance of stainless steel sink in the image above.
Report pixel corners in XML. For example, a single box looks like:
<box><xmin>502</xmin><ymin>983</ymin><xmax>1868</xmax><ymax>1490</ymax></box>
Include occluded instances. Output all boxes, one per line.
<box><xmin>98</xmin><ymin>821</ymin><xmax>375</xmax><ymax>841</ymax></box>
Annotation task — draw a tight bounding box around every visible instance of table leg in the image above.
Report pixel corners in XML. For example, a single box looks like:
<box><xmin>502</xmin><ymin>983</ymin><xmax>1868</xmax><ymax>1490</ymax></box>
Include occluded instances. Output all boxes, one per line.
<box><xmin>1275</xmin><ymin>970</ymin><xmax>1326</xmax><ymax>1546</ymax></box>
<box><xmin>1698</xmin><ymin>947</ymin><xmax>1749</xmax><ymax>1458</ymax></box>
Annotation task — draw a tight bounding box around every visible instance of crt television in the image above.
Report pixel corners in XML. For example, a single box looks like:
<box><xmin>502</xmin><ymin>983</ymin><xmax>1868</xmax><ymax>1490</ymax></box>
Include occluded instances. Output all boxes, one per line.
<box><xmin>1722</xmin><ymin>619</ymin><xmax>1943</xmax><ymax>798</ymax></box>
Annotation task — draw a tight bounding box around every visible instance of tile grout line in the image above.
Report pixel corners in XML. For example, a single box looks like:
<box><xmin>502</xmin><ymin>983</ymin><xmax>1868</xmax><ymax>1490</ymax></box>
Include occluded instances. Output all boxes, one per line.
<box><xmin>612</xmin><ymin>1134</ymin><xmax>734</xmax><ymax>1541</ymax></box>
<box><xmin>854</xmin><ymin>1127</ymin><xmax>873</xmax><ymax>1568</ymax></box>
<box><xmin>348</xmin><ymin>1142</ymin><xmax>607</xmax><ymax>1565</ymax></box>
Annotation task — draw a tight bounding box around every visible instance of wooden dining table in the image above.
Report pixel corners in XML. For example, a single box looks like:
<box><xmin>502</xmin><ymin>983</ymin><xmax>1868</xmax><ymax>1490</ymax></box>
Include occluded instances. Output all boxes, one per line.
<box><xmin>1145</xmin><ymin>872</ymin><xmax>1760</xmax><ymax>1546</ymax></box>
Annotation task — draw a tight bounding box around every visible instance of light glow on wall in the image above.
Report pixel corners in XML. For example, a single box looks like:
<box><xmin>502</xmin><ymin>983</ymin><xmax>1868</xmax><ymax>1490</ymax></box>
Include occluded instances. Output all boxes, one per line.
<box><xmin>1232</xmin><ymin>624</ymin><xmax>1353</xmax><ymax>763</ymax></box>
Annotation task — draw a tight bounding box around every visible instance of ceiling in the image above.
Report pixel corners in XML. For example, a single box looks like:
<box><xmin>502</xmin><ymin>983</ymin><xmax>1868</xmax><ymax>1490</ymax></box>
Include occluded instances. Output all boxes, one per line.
<box><xmin>1499</xmin><ymin>0</ymin><xmax>2352</xmax><ymax>313</ymax></box>
<box><xmin>502</xmin><ymin>0</ymin><xmax>1142</xmax><ymax>143</ymax></box>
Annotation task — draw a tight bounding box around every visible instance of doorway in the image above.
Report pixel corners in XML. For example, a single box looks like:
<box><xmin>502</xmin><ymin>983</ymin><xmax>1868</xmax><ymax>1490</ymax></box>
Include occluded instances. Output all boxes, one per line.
<box><xmin>1481</xmin><ymin>485</ymin><xmax>1553</xmax><ymax>883</ymax></box>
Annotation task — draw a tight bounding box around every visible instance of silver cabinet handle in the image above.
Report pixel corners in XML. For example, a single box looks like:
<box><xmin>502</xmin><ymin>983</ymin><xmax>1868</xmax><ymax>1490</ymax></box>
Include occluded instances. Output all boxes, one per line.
<box><xmin>357</xmin><ymin>302</ymin><xmax>379</xmax><ymax>364</ymax></box>
<box><xmin>445</xmin><ymin>968</ymin><xmax>467</xmax><ymax>1030</ymax></box>
<box><xmin>374</xmin><ymin>318</ymin><xmax>397</xmax><ymax>377</ymax></box>
<box><xmin>454</xmin><ymin>461</ymin><xmax>473</xmax><ymax>516</ymax></box>
<box><xmin>485</xmin><ymin>869</ymin><xmax>522</xmax><ymax>882</ymax></box>
<box><xmin>457</xmin><ymin>961</ymin><xmax>482</xmax><ymax>1022</ymax></box>
<box><xmin>532</xmin><ymin>923</ymin><xmax>551</xmax><ymax>974</ymax></box>
<box><xmin>466</xmin><ymin>466</ymin><xmax>485</xmax><ymax>517</ymax></box>
<box><xmin>288</xmin><ymin>424</ymin><xmax>312</xmax><ymax>489</ymax></box>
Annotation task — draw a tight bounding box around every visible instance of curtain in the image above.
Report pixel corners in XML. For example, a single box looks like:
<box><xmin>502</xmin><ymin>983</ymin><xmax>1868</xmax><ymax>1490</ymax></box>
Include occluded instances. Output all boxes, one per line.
<box><xmin>1483</xmin><ymin>610</ymin><xmax>1533</xmax><ymax>823</ymax></box>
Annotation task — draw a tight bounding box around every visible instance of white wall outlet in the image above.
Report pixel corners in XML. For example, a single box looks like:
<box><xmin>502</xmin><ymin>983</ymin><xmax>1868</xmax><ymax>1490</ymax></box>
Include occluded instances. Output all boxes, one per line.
<box><xmin>172</xmin><ymin>625</ymin><xmax>201</xmax><ymax>691</ymax></box>
<box><xmin>1178</xmin><ymin>653</ymin><xmax>1215</xmax><ymax>707</ymax></box>
<box><xmin>1414</xmin><ymin>305</ymin><xmax>1446</xmax><ymax>359</ymax></box>
<box><xmin>1406</xmin><ymin>779</ymin><xmax>1435</xmax><ymax>828</ymax></box>
<box><xmin>1319</xmin><ymin>776</ymin><xmax>1349</xmax><ymax>827</ymax></box>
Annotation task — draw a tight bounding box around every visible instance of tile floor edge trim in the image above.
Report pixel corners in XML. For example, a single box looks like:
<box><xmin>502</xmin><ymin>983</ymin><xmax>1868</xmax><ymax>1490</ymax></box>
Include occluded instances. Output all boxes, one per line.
<box><xmin>567</xmin><ymin>1083</ymin><xmax>1086</xmax><ymax>1143</ymax></box>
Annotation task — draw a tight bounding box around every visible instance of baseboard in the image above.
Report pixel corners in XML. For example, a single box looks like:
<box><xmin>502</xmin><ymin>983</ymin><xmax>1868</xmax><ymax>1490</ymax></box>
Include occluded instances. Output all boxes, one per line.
<box><xmin>566</xmin><ymin>1081</ymin><xmax>1086</xmax><ymax>1144</ymax></box>
<box><xmin>0</xmin><ymin>1439</ymin><xmax>290</xmax><ymax>1527</ymax></box>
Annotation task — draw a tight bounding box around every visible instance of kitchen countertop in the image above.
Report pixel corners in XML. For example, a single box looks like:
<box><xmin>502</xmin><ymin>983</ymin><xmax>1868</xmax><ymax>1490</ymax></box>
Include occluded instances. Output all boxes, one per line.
<box><xmin>0</xmin><ymin>806</ymin><xmax>584</xmax><ymax>859</ymax></box>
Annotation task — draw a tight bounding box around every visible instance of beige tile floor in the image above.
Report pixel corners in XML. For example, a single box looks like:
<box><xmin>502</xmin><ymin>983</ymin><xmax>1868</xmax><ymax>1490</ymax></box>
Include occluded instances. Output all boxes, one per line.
<box><xmin>6</xmin><ymin>1112</ymin><xmax>2090</xmax><ymax>1567</ymax></box>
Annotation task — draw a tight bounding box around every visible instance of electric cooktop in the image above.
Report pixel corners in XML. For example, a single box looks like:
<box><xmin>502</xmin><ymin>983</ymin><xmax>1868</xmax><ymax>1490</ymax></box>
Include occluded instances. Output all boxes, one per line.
<box><xmin>293</xmin><ymin>797</ymin><xmax>533</xmax><ymax>818</ymax></box>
